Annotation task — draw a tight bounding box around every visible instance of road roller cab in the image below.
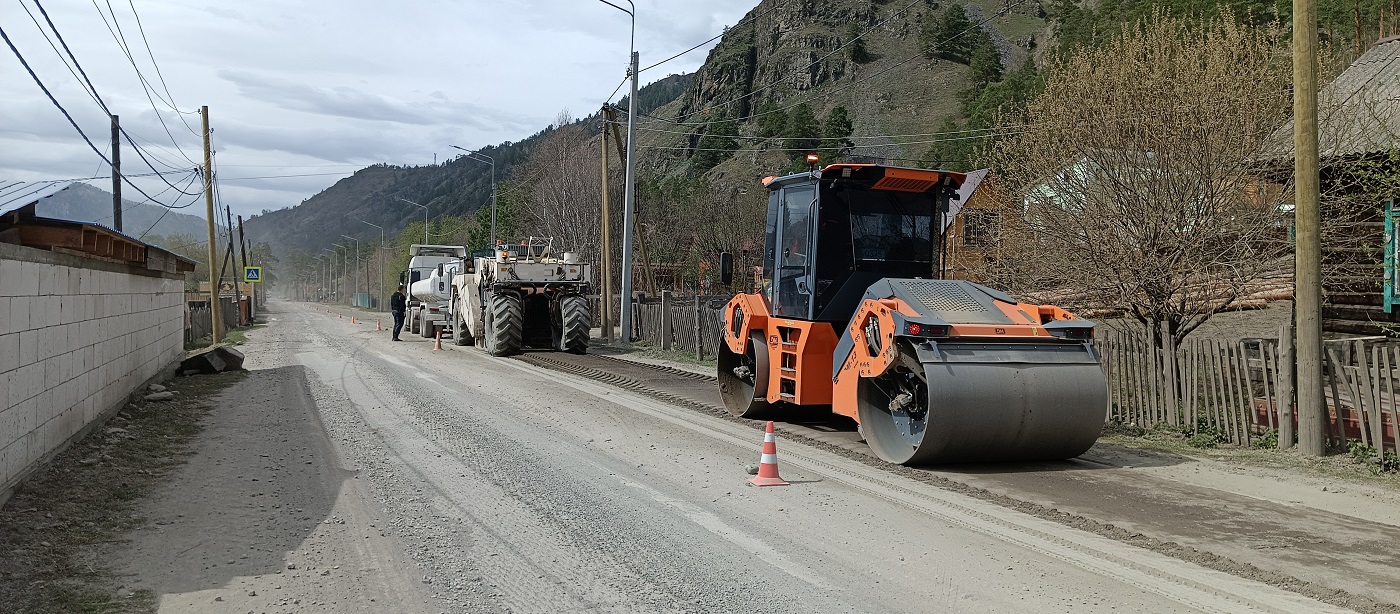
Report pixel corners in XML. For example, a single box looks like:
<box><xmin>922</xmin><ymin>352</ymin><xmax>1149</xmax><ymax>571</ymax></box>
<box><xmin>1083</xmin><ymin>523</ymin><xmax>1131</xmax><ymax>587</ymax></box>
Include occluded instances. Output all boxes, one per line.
<box><xmin>718</xmin><ymin>164</ymin><xmax>1108</xmax><ymax>465</ymax></box>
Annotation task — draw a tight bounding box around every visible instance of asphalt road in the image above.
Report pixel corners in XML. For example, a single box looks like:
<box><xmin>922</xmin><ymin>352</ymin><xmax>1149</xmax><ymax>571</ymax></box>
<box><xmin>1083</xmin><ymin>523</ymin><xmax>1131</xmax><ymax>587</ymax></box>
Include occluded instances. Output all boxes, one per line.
<box><xmin>117</xmin><ymin>301</ymin><xmax>1366</xmax><ymax>613</ymax></box>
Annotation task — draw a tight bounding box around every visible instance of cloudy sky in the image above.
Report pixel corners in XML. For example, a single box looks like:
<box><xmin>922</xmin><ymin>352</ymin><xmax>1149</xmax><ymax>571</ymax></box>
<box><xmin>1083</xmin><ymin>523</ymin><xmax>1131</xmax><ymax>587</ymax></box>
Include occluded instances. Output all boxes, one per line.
<box><xmin>1</xmin><ymin>0</ymin><xmax>756</xmax><ymax>219</ymax></box>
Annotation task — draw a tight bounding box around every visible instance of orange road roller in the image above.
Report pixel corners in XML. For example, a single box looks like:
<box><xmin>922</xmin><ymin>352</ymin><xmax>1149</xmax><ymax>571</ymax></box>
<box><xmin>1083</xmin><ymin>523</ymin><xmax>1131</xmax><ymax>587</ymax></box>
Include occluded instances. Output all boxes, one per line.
<box><xmin>718</xmin><ymin>164</ymin><xmax>1107</xmax><ymax>465</ymax></box>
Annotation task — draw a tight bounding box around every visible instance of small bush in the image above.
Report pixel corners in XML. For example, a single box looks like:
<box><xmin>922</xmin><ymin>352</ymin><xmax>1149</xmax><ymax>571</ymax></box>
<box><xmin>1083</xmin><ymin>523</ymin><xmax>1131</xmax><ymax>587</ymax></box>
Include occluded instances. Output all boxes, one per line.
<box><xmin>1381</xmin><ymin>452</ymin><xmax>1400</xmax><ymax>473</ymax></box>
<box><xmin>1252</xmin><ymin>430</ymin><xmax>1279</xmax><ymax>449</ymax></box>
<box><xmin>1348</xmin><ymin>441</ymin><xmax>1378</xmax><ymax>464</ymax></box>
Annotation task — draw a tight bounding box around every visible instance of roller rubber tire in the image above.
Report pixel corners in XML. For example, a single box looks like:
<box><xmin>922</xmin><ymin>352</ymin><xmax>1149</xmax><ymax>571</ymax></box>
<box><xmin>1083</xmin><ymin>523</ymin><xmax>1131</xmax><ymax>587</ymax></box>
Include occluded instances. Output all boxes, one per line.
<box><xmin>409</xmin><ymin>308</ymin><xmax>420</xmax><ymax>334</ymax></box>
<box><xmin>484</xmin><ymin>294</ymin><xmax>523</xmax><ymax>357</ymax></box>
<box><xmin>718</xmin><ymin>331</ymin><xmax>772</xmax><ymax>419</ymax></box>
<box><xmin>420</xmin><ymin>309</ymin><xmax>434</xmax><ymax>338</ymax></box>
<box><xmin>559</xmin><ymin>294</ymin><xmax>590</xmax><ymax>354</ymax></box>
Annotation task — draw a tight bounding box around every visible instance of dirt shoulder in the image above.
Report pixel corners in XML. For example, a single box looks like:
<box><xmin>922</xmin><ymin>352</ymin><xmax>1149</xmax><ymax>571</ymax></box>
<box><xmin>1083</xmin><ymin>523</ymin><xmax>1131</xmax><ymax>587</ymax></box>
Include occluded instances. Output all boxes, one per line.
<box><xmin>107</xmin><ymin>341</ymin><xmax>435</xmax><ymax>613</ymax></box>
<box><xmin>0</xmin><ymin>370</ymin><xmax>245</xmax><ymax>614</ymax></box>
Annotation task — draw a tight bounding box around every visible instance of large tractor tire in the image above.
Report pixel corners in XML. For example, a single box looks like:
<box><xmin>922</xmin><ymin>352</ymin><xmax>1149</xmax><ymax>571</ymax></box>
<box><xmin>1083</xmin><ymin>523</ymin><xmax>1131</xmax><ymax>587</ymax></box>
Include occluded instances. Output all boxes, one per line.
<box><xmin>718</xmin><ymin>331</ymin><xmax>773</xmax><ymax>419</ymax></box>
<box><xmin>559</xmin><ymin>294</ymin><xmax>590</xmax><ymax>354</ymax></box>
<box><xmin>453</xmin><ymin>300</ymin><xmax>473</xmax><ymax>346</ymax></box>
<box><xmin>484</xmin><ymin>293</ymin><xmax>523</xmax><ymax>357</ymax></box>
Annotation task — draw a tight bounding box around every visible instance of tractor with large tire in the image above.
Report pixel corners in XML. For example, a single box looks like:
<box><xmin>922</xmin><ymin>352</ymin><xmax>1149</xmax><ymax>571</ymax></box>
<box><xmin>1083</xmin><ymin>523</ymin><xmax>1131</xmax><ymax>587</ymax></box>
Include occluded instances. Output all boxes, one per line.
<box><xmin>450</xmin><ymin>237</ymin><xmax>592</xmax><ymax>356</ymax></box>
<box><xmin>718</xmin><ymin>164</ymin><xmax>1108</xmax><ymax>465</ymax></box>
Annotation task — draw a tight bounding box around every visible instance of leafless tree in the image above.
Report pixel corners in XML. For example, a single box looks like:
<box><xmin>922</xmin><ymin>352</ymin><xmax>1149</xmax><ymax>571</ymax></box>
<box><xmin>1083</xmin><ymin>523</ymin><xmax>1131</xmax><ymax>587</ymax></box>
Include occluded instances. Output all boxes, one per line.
<box><xmin>984</xmin><ymin>12</ymin><xmax>1295</xmax><ymax>344</ymax></box>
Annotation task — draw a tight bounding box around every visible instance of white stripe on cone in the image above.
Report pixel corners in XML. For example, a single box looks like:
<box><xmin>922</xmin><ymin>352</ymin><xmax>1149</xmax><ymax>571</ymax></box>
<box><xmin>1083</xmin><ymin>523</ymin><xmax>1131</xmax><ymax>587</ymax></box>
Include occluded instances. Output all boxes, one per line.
<box><xmin>760</xmin><ymin>453</ymin><xmax>778</xmax><ymax>464</ymax></box>
<box><xmin>764</xmin><ymin>433</ymin><xmax>776</xmax><ymax>443</ymax></box>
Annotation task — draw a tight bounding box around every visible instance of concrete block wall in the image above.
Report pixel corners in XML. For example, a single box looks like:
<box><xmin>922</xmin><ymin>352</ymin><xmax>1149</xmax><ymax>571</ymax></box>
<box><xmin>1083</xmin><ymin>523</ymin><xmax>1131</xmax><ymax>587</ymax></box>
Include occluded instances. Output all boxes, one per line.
<box><xmin>0</xmin><ymin>244</ymin><xmax>186</xmax><ymax>495</ymax></box>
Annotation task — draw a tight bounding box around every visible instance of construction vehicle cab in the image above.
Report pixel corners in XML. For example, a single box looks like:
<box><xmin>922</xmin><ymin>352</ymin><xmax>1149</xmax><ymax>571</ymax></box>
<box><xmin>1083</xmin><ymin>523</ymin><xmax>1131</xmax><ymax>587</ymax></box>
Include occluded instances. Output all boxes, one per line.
<box><xmin>719</xmin><ymin>164</ymin><xmax>1107</xmax><ymax>465</ymax></box>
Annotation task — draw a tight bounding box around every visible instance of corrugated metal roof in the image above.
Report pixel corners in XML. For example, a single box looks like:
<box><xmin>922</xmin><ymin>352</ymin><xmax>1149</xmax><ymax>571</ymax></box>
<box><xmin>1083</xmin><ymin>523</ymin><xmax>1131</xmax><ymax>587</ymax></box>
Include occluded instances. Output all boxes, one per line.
<box><xmin>1269</xmin><ymin>36</ymin><xmax>1400</xmax><ymax>158</ymax></box>
<box><xmin>0</xmin><ymin>180</ymin><xmax>75</xmax><ymax>217</ymax></box>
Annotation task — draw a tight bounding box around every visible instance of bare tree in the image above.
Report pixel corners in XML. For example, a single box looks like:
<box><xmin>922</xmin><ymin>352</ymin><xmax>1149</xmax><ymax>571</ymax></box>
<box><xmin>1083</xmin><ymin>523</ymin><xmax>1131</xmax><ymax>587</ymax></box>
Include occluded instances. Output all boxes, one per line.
<box><xmin>984</xmin><ymin>12</ymin><xmax>1295</xmax><ymax>344</ymax></box>
<box><xmin>509</xmin><ymin>122</ymin><xmax>602</xmax><ymax>261</ymax></box>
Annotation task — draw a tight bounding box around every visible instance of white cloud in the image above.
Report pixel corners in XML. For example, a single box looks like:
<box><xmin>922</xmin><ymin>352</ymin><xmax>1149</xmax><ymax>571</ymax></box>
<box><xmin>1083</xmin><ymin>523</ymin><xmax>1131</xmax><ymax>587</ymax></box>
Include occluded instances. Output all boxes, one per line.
<box><xmin>1</xmin><ymin>0</ymin><xmax>757</xmax><ymax>218</ymax></box>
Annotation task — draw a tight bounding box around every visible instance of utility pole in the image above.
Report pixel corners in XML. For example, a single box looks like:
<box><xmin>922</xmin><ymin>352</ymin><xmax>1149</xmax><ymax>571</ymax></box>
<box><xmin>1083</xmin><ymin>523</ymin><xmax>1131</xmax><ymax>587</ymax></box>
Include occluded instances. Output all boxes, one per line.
<box><xmin>200</xmin><ymin>106</ymin><xmax>222</xmax><ymax>344</ymax></box>
<box><xmin>599</xmin><ymin>106</ymin><xmax>614</xmax><ymax>343</ymax></box>
<box><xmin>237</xmin><ymin>215</ymin><xmax>254</xmax><ymax>321</ymax></box>
<box><xmin>225</xmin><ymin>204</ymin><xmax>243</xmax><ymax>326</ymax></box>
<box><xmin>619</xmin><ymin>50</ymin><xmax>640</xmax><ymax>343</ymax></box>
<box><xmin>1294</xmin><ymin>0</ymin><xmax>1326</xmax><ymax>456</ymax></box>
<box><xmin>111</xmin><ymin>114</ymin><xmax>122</xmax><ymax>232</ymax></box>
<box><xmin>607</xmin><ymin>107</ymin><xmax>656</xmax><ymax>296</ymax></box>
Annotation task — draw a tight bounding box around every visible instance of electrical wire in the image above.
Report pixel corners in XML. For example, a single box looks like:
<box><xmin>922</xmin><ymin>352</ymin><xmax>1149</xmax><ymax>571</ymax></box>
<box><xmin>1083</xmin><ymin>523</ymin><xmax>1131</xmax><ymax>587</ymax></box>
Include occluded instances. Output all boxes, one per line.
<box><xmin>124</xmin><ymin>0</ymin><xmax>200</xmax><ymax>134</ymax></box>
<box><xmin>637</xmin><ymin>0</ymin><xmax>795</xmax><ymax>74</ymax></box>
<box><xmin>89</xmin><ymin>0</ymin><xmax>201</xmax><ymax>163</ymax></box>
<box><xmin>1</xmin><ymin>23</ymin><xmax>189</xmax><ymax>210</ymax></box>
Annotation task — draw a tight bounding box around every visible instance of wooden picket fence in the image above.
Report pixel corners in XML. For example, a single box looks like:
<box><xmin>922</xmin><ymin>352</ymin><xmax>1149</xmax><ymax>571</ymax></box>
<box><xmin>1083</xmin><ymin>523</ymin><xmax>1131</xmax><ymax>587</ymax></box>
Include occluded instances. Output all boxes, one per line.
<box><xmin>630</xmin><ymin>293</ymin><xmax>729</xmax><ymax>360</ymax></box>
<box><xmin>1101</xmin><ymin>329</ymin><xmax>1399</xmax><ymax>454</ymax></box>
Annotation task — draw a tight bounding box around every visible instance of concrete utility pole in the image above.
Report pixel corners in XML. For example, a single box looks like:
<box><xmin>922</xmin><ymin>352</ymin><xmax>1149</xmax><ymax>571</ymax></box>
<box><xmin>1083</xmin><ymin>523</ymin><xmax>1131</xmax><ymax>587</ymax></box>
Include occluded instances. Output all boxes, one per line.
<box><xmin>342</xmin><ymin>235</ymin><xmax>360</xmax><ymax>307</ymax></box>
<box><xmin>201</xmin><ymin>106</ymin><xmax>222</xmax><ymax>344</ymax></box>
<box><xmin>599</xmin><ymin>105</ymin><xmax>614</xmax><ymax>342</ymax></box>
<box><xmin>1294</xmin><ymin>0</ymin><xmax>1326</xmax><ymax>456</ymax></box>
<box><xmin>620</xmin><ymin>49</ymin><xmax>639</xmax><ymax>343</ymax></box>
<box><xmin>363</xmin><ymin>221</ymin><xmax>385</xmax><ymax>311</ymax></box>
<box><xmin>111</xmin><ymin>114</ymin><xmax>122</xmax><ymax>232</ymax></box>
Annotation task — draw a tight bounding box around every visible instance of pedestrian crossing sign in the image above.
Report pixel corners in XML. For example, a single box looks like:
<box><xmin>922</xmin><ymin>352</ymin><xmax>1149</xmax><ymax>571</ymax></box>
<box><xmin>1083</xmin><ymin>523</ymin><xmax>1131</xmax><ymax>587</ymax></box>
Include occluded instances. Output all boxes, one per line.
<box><xmin>243</xmin><ymin>266</ymin><xmax>262</xmax><ymax>283</ymax></box>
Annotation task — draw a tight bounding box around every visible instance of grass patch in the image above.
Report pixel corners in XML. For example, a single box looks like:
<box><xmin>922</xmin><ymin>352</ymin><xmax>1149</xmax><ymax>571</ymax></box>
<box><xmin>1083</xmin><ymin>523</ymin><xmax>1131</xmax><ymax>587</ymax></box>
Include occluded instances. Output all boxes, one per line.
<box><xmin>1100</xmin><ymin>421</ymin><xmax>1400</xmax><ymax>489</ymax></box>
<box><xmin>0</xmin><ymin>371</ymin><xmax>246</xmax><ymax>613</ymax></box>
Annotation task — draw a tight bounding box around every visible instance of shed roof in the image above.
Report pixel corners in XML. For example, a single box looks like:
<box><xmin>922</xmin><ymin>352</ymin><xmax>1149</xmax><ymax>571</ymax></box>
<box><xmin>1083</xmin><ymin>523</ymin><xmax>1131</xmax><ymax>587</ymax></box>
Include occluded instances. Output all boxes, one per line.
<box><xmin>1268</xmin><ymin>36</ymin><xmax>1400</xmax><ymax>158</ymax></box>
<box><xmin>0</xmin><ymin>179</ymin><xmax>197</xmax><ymax>273</ymax></box>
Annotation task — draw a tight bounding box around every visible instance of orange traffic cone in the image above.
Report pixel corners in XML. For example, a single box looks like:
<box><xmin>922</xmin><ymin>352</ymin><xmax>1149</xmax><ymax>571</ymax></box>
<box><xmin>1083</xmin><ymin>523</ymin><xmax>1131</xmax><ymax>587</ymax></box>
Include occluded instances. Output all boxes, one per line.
<box><xmin>351</xmin><ymin>316</ymin><xmax>357</xmax><ymax>324</ymax></box>
<box><xmin>750</xmin><ymin>421</ymin><xmax>789</xmax><ymax>487</ymax></box>
<box><xmin>433</xmin><ymin>330</ymin><xmax>443</xmax><ymax>351</ymax></box>
<box><xmin>376</xmin><ymin>319</ymin><xmax>382</xmax><ymax>331</ymax></box>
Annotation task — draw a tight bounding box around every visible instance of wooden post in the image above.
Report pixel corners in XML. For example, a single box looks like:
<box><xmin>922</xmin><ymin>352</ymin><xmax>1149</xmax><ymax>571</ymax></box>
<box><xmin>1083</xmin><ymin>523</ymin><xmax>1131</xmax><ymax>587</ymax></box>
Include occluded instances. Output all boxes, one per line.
<box><xmin>661</xmin><ymin>290</ymin><xmax>673</xmax><ymax>350</ymax></box>
<box><xmin>1369</xmin><ymin>345</ymin><xmax>1384</xmax><ymax>450</ymax></box>
<box><xmin>1388</xmin><ymin>347</ymin><xmax>1400</xmax><ymax>457</ymax></box>
<box><xmin>694</xmin><ymin>295</ymin><xmax>704</xmax><ymax>361</ymax></box>
<box><xmin>1162</xmin><ymin>322</ymin><xmax>1178</xmax><ymax>426</ymax></box>
<box><xmin>111</xmin><ymin>114</ymin><xmax>122</xmax><ymax>232</ymax></box>
<box><xmin>200</xmin><ymin>106</ymin><xmax>222</xmax><ymax>345</ymax></box>
<box><xmin>599</xmin><ymin>107</ymin><xmax>614</xmax><ymax>343</ymax></box>
<box><xmin>1294</xmin><ymin>0</ymin><xmax>1327</xmax><ymax>457</ymax></box>
<box><xmin>1278</xmin><ymin>324</ymin><xmax>1296</xmax><ymax>448</ymax></box>
<box><xmin>1325</xmin><ymin>346</ymin><xmax>1348</xmax><ymax>449</ymax></box>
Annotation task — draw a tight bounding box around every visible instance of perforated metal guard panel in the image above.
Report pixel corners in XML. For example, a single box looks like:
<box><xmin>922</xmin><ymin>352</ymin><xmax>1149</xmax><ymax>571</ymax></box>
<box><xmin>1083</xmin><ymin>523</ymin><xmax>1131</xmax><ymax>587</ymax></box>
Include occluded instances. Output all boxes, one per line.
<box><xmin>894</xmin><ymin>280</ymin><xmax>1012</xmax><ymax>325</ymax></box>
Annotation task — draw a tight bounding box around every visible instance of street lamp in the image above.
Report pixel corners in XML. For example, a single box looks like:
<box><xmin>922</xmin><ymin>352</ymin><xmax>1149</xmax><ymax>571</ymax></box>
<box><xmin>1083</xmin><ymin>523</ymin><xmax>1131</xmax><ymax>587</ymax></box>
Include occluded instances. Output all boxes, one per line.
<box><xmin>341</xmin><ymin>235</ymin><xmax>361</xmax><ymax>307</ymax></box>
<box><xmin>320</xmin><ymin>249</ymin><xmax>335</xmax><ymax>302</ymax></box>
<box><xmin>397</xmin><ymin>197</ymin><xmax>429</xmax><ymax>245</ymax></box>
<box><xmin>450</xmin><ymin>145</ymin><xmax>497</xmax><ymax>246</ymax></box>
<box><xmin>363</xmin><ymin>221</ymin><xmax>386</xmax><ymax>311</ymax></box>
<box><xmin>333</xmin><ymin>243</ymin><xmax>349</xmax><ymax>305</ymax></box>
<box><xmin>597</xmin><ymin>0</ymin><xmax>639</xmax><ymax>343</ymax></box>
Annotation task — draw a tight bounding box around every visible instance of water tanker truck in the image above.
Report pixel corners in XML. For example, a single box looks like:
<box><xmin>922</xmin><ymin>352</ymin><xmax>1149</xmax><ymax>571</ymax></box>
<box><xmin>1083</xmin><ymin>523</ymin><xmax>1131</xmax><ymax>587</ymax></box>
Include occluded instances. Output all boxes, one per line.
<box><xmin>400</xmin><ymin>244</ymin><xmax>467</xmax><ymax>339</ymax></box>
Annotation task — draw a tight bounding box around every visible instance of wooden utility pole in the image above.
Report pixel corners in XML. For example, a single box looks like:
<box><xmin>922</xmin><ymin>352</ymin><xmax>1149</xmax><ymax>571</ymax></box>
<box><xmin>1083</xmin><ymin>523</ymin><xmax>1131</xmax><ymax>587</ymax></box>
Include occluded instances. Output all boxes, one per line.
<box><xmin>111</xmin><ymin>114</ymin><xmax>122</xmax><ymax>232</ymax></box>
<box><xmin>201</xmin><ymin>106</ymin><xmax>222</xmax><ymax>344</ymax></box>
<box><xmin>1294</xmin><ymin>0</ymin><xmax>1327</xmax><ymax>456</ymax></box>
<box><xmin>237</xmin><ymin>215</ymin><xmax>254</xmax><ymax>321</ymax></box>
<box><xmin>225</xmin><ymin>204</ymin><xmax>243</xmax><ymax>326</ymax></box>
<box><xmin>600</xmin><ymin>105</ymin><xmax>614</xmax><ymax>343</ymax></box>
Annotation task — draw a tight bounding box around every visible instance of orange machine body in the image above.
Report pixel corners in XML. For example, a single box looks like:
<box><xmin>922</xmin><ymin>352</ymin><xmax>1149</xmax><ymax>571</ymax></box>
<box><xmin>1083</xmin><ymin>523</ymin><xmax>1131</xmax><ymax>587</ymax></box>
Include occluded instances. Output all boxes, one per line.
<box><xmin>723</xmin><ymin>293</ymin><xmax>839</xmax><ymax>406</ymax></box>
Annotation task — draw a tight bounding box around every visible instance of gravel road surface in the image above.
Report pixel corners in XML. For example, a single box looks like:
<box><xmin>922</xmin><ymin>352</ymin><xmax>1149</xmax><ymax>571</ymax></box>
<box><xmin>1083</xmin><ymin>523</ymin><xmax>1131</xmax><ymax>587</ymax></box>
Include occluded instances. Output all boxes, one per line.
<box><xmin>114</xmin><ymin>301</ymin><xmax>1367</xmax><ymax>613</ymax></box>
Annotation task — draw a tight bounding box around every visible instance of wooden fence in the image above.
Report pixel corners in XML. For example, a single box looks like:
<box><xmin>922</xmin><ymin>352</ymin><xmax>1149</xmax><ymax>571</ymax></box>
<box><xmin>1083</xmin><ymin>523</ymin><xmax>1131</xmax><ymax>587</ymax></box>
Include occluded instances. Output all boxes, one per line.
<box><xmin>1101</xmin><ymin>328</ymin><xmax>1399</xmax><ymax>454</ymax></box>
<box><xmin>186</xmin><ymin>297</ymin><xmax>241</xmax><ymax>343</ymax></box>
<box><xmin>629</xmin><ymin>292</ymin><xmax>729</xmax><ymax>359</ymax></box>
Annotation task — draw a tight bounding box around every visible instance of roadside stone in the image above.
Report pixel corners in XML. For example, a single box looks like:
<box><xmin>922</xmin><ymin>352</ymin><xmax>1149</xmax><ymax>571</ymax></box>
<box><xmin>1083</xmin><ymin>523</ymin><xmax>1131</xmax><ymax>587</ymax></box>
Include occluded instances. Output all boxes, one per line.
<box><xmin>745</xmin><ymin>464</ymin><xmax>760</xmax><ymax>475</ymax></box>
<box><xmin>148</xmin><ymin>384</ymin><xmax>167</xmax><ymax>393</ymax></box>
<box><xmin>144</xmin><ymin>392</ymin><xmax>176</xmax><ymax>401</ymax></box>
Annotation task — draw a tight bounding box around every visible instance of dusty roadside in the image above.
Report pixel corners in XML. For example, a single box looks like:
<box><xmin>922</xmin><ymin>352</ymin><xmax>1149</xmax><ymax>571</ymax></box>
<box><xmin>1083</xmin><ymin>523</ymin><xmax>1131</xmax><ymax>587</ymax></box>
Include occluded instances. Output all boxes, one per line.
<box><xmin>0</xmin><ymin>370</ymin><xmax>245</xmax><ymax>614</ymax></box>
<box><xmin>106</xmin><ymin>333</ymin><xmax>435</xmax><ymax>613</ymax></box>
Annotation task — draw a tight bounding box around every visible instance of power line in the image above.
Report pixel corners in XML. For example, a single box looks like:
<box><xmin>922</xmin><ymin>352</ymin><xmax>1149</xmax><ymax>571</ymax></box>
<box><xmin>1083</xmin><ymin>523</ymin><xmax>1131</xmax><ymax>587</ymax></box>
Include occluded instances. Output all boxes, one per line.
<box><xmin>0</xmin><ymin>22</ymin><xmax>188</xmax><ymax>209</ymax></box>
<box><xmin>646</xmin><ymin>0</ymin><xmax>924</xmax><ymax>127</ymax></box>
<box><xmin>637</xmin><ymin>0</ymin><xmax>795</xmax><ymax>74</ymax></box>
<box><xmin>89</xmin><ymin>0</ymin><xmax>202</xmax><ymax>163</ymax></box>
<box><xmin>124</xmin><ymin>0</ymin><xmax>200</xmax><ymax>134</ymax></box>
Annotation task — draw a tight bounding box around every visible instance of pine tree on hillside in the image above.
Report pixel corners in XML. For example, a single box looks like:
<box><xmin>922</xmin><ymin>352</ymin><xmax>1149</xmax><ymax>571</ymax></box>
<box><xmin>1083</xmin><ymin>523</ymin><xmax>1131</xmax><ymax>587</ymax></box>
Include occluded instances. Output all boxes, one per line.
<box><xmin>693</xmin><ymin>120</ymin><xmax>740</xmax><ymax>172</ymax></box>
<box><xmin>756</xmin><ymin>102</ymin><xmax>788</xmax><ymax>138</ymax></box>
<box><xmin>847</xmin><ymin>24</ymin><xmax>873</xmax><ymax>64</ymax></box>
<box><xmin>919</xmin><ymin>4</ymin><xmax>975</xmax><ymax>63</ymax></box>
<box><xmin>968</xmin><ymin>29</ymin><xmax>1004</xmax><ymax>88</ymax></box>
<box><xmin>821</xmin><ymin>106</ymin><xmax>855</xmax><ymax>158</ymax></box>
<box><xmin>783</xmin><ymin>103</ymin><xmax>822</xmax><ymax>152</ymax></box>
